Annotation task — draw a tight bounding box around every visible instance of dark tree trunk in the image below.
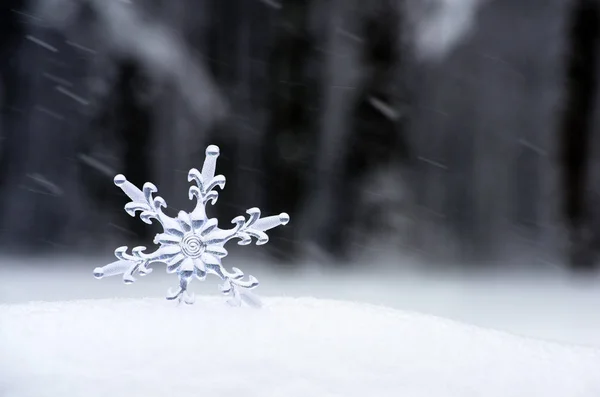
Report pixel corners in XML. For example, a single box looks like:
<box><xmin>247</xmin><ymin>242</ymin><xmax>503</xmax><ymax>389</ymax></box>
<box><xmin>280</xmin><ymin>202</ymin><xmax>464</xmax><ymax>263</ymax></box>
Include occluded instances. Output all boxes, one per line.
<box><xmin>325</xmin><ymin>1</ymin><xmax>410</xmax><ymax>259</ymax></box>
<box><xmin>120</xmin><ymin>62</ymin><xmax>153</xmax><ymax>242</ymax></box>
<box><xmin>85</xmin><ymin>59</ymin><xmax>154</xmax><ymax>244</ymax></box>
<box><xmin>203</xmin><ymin>0</ymin><xmax>253</xmax><ymax>224</ymax></box>
<box><xmin>262</xmin><ymin>0</ymin><xmax>320</xmax><ymax>261</ymax></box>
<box><xmin>0</xmin><ymin>0</ymin><xmax>28</xmax><ymax>197</ymax></box>
<box><xmin>559</xmin><ymin>0</ymin><xmax>600</xmax><ymax>271</ymax></box>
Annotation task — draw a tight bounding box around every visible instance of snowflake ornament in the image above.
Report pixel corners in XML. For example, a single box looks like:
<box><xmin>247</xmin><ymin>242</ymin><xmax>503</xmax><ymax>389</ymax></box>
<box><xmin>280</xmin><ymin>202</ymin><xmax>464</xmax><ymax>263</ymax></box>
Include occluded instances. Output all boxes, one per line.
<box><xmin>93</xmin><ymin>145</ymin><xmax>290</xmax><ymax>307</ymax></box>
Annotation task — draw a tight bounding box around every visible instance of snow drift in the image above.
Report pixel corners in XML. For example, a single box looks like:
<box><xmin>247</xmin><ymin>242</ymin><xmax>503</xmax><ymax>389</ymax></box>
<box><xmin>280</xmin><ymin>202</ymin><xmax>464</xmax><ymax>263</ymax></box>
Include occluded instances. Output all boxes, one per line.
<box><xmin>1</xmin><ymin>297</ymin><xmax>599</xmax><ymax>397</ymax></box>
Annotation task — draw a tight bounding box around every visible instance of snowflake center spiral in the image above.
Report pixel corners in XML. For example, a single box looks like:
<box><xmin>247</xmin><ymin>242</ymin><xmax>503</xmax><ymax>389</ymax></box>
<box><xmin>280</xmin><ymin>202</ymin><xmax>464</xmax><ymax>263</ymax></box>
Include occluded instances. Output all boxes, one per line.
<box><xmin>180</xmin><ymin>233</ymin><xmax>205</xmax><ymax>259</ymax></box>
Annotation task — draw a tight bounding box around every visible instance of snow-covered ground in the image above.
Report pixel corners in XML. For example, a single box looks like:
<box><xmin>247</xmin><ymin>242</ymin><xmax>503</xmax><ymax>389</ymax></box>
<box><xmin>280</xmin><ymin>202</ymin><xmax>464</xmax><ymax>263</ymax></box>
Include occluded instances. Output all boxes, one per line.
<box><xmin>1</xmin><ymin>255</ymin><xmax>600</xmax><ymax>347</ymax></box>
<box><xmin>1</xmin><ymin>256</ymin><xmax>600</xmax><ymax>395</ymax></box>
<box><xmin>1</xmin><ymin>296</ymin><xmax>600</xmax><ymax>397</ymax></box>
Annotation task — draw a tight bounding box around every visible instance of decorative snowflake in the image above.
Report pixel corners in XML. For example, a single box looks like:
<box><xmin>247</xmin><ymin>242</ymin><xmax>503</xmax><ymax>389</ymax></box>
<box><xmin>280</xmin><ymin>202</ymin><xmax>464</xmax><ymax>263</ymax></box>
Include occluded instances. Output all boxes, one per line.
<box><xmin>93</xmin><ymin>145</ymin><xmax>290</xmax><ymax>306</ymax></box>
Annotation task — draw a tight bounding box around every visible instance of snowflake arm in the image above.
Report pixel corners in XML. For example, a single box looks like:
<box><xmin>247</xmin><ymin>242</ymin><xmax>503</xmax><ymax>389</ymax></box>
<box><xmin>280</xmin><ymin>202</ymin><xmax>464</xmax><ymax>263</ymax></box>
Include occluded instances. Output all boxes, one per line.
<box><xmin>114</xmin><ymin>174</ymin><xmax>182</xmax><ymax>234</ymax></box>
<box><xmin>93</xmin><ymin>245</ymin><xmax>158</xmax><ymax>284</ymax></box>
<box><xmin>194</xmin><ymin>208</ymin><xmax>288</xmax><ymax>306</ymax></box>
<box><xmin>93</xmin><ymin>175</ymin><xmax>186</xmax><ymax>285</ymax></box>
<box><xmin>203</xmin><ymin>208</ymin><xmax>290</xmax><ymax>247</ymax></box>
<box><xmin>187</xmin><ymin>145</ymin><xmax>226</xmax><ymax>223</ymax></box>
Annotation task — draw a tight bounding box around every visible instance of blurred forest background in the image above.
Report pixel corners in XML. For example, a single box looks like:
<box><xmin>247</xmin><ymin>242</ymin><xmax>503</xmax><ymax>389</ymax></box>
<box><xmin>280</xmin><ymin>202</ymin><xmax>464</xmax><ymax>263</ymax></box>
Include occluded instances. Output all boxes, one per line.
<box><xmin>0</xmin><ymin>0</ymin><xmax>600</xmax><ymax>273</ymax></box>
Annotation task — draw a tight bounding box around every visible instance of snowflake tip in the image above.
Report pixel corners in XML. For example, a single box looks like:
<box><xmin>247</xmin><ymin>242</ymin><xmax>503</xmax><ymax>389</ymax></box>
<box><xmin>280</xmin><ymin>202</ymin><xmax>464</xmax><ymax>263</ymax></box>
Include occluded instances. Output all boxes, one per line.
<box><xmin>114</xmin><ymin>174</ymin><xmax>126</xmax><ymax>185</ymax></box>
<box><xmin>132</xmin><ymin>246</ymin><xmax>147</xmax><ymax>257</ymax></box>
<box><xmin>187</xmin><ymin>168</ymin><xmax>200</xmax><ymax>183</ymax></box>
<box><xmin>206</xmin><ymin>145</ymin><xmax>220</xmax><ymax>156</ymax></box>
<box><xmin>279</xmin><ymin>212</ymin><xmax>290</xmax><ymax>225</ymax></box>
<box><xmin>246</xmin><ymin>207</ymin><xmax>260</xmax><ymax>215</ymax></box>
<box><xmin>93</xmin><ymin>267</ymin><xmax>104</xmax><ymax>279</ymax></box>
<box><xmin>232</xmin><ymin>215</ymin><xmax>246</xmax><ymax>224</ymax></box>
<box><xmin>123</xmin><ymin>275</ymin><xmax>135</xmax><ymax>284</ymax></box>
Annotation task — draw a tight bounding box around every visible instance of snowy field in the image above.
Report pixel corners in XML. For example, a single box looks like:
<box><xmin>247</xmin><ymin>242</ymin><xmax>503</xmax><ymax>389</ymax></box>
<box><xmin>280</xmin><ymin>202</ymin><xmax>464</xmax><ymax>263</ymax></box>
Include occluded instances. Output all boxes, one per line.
<box><xmin>1</xmin><ymin>255</ymin><xmax>600</xmax><ymax>347</ymax></box>
<box><xmin>2</xmin><ymin>297</ymin><xmax>600</xmax><ymax>397</ymax></box>
<box><xmin>1</xmin><ymin>256</ymin><xmax>600</xmax><ymax>396</ymax></box>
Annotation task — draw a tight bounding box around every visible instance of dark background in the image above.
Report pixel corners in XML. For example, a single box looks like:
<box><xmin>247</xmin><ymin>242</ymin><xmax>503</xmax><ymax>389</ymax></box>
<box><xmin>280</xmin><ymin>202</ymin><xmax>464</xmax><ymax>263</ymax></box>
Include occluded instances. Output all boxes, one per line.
<box><xmin>1</xmin><ymin>0</ymin><xmax>600</xmax><ymax>273</ymax></box>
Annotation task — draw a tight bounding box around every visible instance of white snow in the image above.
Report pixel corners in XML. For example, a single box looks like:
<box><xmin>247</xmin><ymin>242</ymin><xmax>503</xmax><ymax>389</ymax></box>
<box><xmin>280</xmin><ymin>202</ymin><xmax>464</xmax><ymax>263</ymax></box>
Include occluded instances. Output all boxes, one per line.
<box><xmin>1</xmin><ymin>297</ymin><xmax>599</xmax><ymax>397</ymax></box>
<box><xmin>2</xmin><ymin>258</ymin><xmax>600</xmax><ymax>347</ymax></box>
<box><xmin>25</xmin><ymin>35</ymin><xmax>59</xmax><ymax>52</ymax></box>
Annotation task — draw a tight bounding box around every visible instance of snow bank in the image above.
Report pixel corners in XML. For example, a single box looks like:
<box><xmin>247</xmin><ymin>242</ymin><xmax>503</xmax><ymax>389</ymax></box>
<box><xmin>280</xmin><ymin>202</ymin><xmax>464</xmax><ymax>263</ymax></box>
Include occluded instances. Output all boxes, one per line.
<box><xmin>1</xmin><ymin>297</ymin><xmax>599</xmax><ymax>397</ymax></box>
